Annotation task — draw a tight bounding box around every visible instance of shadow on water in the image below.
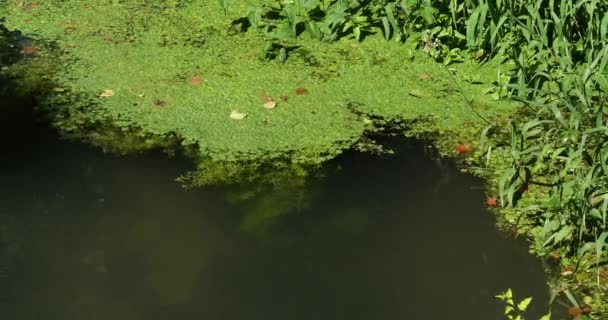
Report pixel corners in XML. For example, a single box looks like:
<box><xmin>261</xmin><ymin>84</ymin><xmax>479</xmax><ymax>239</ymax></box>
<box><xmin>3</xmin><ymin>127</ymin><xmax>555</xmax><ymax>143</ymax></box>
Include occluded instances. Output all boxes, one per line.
<box><xmin>0</xmin><ymin>86</ymin><xmax>551</xmax><ymax>318</ymax></box>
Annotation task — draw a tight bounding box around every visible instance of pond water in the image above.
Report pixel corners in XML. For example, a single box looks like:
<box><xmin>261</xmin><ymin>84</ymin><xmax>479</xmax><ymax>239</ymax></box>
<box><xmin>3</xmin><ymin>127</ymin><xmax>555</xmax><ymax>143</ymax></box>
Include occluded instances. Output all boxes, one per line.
<box><xmin>0</xmin><ymin>94</ymin><xmax>550</xmax><ymax>319</ymax></box>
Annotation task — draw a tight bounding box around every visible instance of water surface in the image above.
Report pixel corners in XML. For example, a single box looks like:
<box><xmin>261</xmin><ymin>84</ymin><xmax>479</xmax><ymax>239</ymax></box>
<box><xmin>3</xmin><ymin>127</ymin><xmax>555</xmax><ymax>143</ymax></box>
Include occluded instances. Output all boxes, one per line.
<box><xmin>0</xmin><ymin>95</ymin><xmax>550</xmax><ymax>319</ymax></box>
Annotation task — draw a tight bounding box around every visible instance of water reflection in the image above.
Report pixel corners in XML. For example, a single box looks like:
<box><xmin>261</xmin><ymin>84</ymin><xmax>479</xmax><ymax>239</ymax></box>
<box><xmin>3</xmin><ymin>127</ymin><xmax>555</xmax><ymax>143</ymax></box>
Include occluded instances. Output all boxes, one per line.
<box><xmin>0</xmin><ymin>95</ymin><xmax>551</xmax><ymax>320</ymax></box>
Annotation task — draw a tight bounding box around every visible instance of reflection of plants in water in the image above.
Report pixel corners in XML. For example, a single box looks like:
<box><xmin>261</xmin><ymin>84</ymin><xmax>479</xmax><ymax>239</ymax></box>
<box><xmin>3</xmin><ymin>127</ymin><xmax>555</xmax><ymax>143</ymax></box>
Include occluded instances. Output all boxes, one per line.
<box><xmin>239</xmin><ymin>186</ymin><xmax>310</xmax><ymax>237</ymax></box>
<box><xmin>316</xmin><ymin>208</ymin><xmax>369</xmax><ymax>238</ymax></box>
<box><xmin>124</xmin><ymin>214</ymin><xmax>210</xmax><ymax>305</ymax></box>
<box><xmin>179</xmin><ymin>159</ymin><xmax>321</xmax><ymax>237</ymax></box>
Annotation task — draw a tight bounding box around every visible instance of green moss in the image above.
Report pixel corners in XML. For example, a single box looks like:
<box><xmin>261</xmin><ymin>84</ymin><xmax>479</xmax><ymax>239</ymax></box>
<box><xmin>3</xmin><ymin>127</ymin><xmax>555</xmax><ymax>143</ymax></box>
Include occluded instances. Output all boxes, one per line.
<box><xmin>0</xmin><ymin>0</ymin><xmax>519</xmax><ymax>166</ymax></box>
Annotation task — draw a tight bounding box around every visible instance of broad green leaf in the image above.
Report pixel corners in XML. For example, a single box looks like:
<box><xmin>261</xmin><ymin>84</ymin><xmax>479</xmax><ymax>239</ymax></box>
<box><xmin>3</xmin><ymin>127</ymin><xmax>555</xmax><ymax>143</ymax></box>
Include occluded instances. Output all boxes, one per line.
<box><xmin>384</xmin><ymin>4</ymin><xmax>399</xmax><ymax>38</ymax></box>
<box><xmin>353</xmin><ymin>26</ymin><xmax>361</xmax><ymax>41</ymax></box>
<box><xmin>541</xmin><ymin>219</ymin><xmax>560</xmax><ymax>237</ymax></box>
<box><xmin>381</xmin><ymin>16</ymin><xmax>390</xmax><ymax>40</ymax></box>
<box><xmin>466</xmin><ymin>8</ymin><xmax>481</xmax><ymax>46</ymax></box>
<box><xmin>553</xmin><ymin>225</ymin><xmax>573</xmax><ymax>243</ymax></box>
<box><xmin>517</xmin><ymin>297</ymin><xmax>532</xmax><ymax>311</ymax></box>
<box><xmin>305</xmin><ymin>21</ymin><xmax>322</xmax><ymax>40</ymax></box>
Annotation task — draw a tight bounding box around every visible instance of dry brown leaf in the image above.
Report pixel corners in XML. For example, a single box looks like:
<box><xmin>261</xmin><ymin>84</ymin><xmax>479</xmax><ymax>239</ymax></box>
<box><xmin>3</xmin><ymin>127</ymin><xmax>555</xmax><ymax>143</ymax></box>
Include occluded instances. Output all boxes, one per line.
<box><xmin>263</xmin><ymin>100</ymin><xmax>277</xmax><ymax>109</ymax></box>
<box><xmin>262</xmin><ymin>94</ymin><xmax>272</xmax><ymax>103</ymax></box>
<box><xmin>99</xmin><ymin>89</ymin><xmax>114</xmax><ymax>97</ymax></box>
<box><xmin>295</xmin><ymin>87</ymin><xmax>309</xmax><ymax>95</ymax></box>
<box><xmin>230</xmin><ymin>110</ymin><xmax>247</xmax><ymax>120</ymax></box>
<box><xmin>417</xmin><ymin>73</ymin><xmax>431</xmax><ymax>81</ymax></box>
<box><xmin>189</xmin><ymin>76</ymin><xmax>204</xmax><ymax>85</ymax></box>
<box><xmin>21</xmin><ymin>46</ymin><xmax>37</xmax><ymax>56</ymax></box>
<box><xmin>154</xmin><ymin>99</ymin><xmax>167</xmax><ymax>107</ymax></box>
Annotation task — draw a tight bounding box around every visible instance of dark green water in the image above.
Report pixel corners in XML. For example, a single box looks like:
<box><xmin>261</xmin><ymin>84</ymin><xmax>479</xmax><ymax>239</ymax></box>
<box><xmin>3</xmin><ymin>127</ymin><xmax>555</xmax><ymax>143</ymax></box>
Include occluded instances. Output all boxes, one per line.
<box><xmin>0</xmin><ymin>95</ymin><xmax>550</xmax><ymax>319</ymax></box>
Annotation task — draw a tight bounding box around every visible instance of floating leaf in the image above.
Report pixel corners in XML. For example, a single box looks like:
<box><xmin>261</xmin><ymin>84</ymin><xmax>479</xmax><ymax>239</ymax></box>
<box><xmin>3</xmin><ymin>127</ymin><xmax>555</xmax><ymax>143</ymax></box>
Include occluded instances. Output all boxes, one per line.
<box><xmin>408</xmin><ymin>88</ymin><xmax>430</xmax><ymax>98</ymax></box>
<box><xmin>21</xmin><ymin>46</ymin><xmax>37</xmax><ymax>56</ymax></box>
<box><xmin>455</xmin><ymin>143</ymin><xmax>471</xmax><ymax>154</ymax></box>
<box><xmin>229</xmin><ymin>110</ymin><xmax>247</xmax><ymax>120</ymax></box>
<box><xmin>295</xmin><ymin>87</ymin><xmax>309</xmax><ymax>95</ymax></box>
<box><xmin>487</xmin><ymin>197</ymin><xmax>498</xmax><ymax>206</ymax></box>
<box><xmin>417</xmin><ymin>73</ymin><xmax>431</xmax><ymax>80</ymax></box>
<box><xmin>99</xmin><ymin>89</ymin><xmax>114</xmax><ymax>97</ymax></box>
<box><xmin>568</xmin><ymin>307</ymin><xmax>581</xmax><ymax>316</ymax></box>
<box><xmin>154</xmin><ymin>99</ymin><xmax>167</xmax><ymax>107</ymax></box>
<box><xmin>279</xmin><ymin>95</ymin><xmax>289</xmax><ymax>101</ymax></box>
<box><xmin>581</xmin><ymin>305</ymin><xmax>592</xmax><ymax>314</ymax></box>
<box><xmin>189</xmin><ymin>76</ymin><xmax>205</xmax><ymax>85</ymax></box>
<box><xmin>263</xmin><ymin>100</ymin><xmax>277</xmax><ymax>109</ymax></box>
<box><xmin>262</xmin><ymin>93</ymin><xmax>272</xmax><ymax>103</ymax></box>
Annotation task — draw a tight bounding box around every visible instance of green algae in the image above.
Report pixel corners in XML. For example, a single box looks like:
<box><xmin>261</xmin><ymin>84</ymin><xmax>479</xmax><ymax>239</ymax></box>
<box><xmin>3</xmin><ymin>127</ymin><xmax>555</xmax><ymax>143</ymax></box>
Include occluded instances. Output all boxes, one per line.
<box><xmin>0</xmin><ymin>0</ymin><xmax>520</xmax><ymax>166</ymax></box>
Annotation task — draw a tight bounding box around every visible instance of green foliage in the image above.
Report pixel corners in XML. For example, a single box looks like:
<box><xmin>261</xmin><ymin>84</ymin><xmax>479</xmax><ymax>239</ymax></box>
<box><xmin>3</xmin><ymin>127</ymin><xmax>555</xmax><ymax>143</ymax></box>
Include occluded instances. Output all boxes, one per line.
<box><xmin>496</xmin><ymin>289</ymin><xmax>551</xmax><ymax>320</ymax></box>
<box><xmin>178</xmin><ymin>158</ymin><xmax>317</xmax><ymax>237</ymax></box>
<box><xmin>481</xmin><ymin>23</ymin><xmax>608</xmax><ymax>289</ymax></box>
<box><xmin>231</xmin><ymin>0</ymin><xmax>468</xmax><ymax>61</ymax></box>
<box><xmin>469</xmin><ymin>1</ymin><xmax>608</xmax><ymax>312</ymax></box>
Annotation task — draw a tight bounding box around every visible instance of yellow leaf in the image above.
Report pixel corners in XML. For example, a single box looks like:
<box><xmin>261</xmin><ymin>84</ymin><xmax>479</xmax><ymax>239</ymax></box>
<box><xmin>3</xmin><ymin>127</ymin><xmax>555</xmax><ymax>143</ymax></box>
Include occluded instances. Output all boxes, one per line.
<box><xmin>229</xmin><ymin>110</ymin><xmax>247</xmax><ymax>120</ymax></box>
<box><xmin>99</xmin><ymin>89</ymin><xmax>114</xmax><ymax>97</ymax></box>
<box><xmin>263</xmin><ymin>100</ymin><xmax>277</xmax><ymax>109</ymax></box>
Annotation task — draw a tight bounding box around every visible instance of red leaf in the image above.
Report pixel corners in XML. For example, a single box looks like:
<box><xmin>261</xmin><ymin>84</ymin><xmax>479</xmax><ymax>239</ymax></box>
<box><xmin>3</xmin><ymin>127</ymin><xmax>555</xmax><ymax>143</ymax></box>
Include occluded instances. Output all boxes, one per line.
<box><xmin>189</xmin><ymin>76</ymin><xmax>204</xmax><ymax>85</ymax></box>
<box><xmin>568</xmin><ymin>307</ymin><xmax>582</xmax><ymax>316</ymax></box>
<box><xmin>455</xmin><ymin>143</ymin><xmax>471</xmax><ymax>154</ymax></box>
<box><xmin>581</xmin><ymin>305</ymin><xmax>592</xmax><ymax>315</ymax></box>
<box><xmin>295</xmin><ymin>87</ymin><xmax>309</xmax><ymax>95</ymax></box>
<box><xmin>486</xmin><ymin>197</ymin><xmax>497</xmax><ymax>207</ymax></box>
<box><xmin>21</xmin><ymin>46</ymin><xmax>37</xmax><ymax>55</ymax></box>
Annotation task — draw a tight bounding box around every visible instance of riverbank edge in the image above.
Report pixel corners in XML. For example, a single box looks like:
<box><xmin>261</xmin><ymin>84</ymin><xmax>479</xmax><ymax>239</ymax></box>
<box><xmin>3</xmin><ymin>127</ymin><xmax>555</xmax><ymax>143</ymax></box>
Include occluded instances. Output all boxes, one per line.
<box><xmin>1</xmin><ymin>14</ymin><xmax>603</xmax><ymax>320</ymax></box>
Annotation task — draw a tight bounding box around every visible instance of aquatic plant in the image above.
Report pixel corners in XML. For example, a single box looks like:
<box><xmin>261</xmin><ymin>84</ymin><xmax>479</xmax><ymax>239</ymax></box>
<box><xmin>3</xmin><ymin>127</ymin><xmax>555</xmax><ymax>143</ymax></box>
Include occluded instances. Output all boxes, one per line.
<box><xmin>222</xmin><ymin>0</ymin><xmax>608</xmax><ymax>313</ymax></box>
<box><xmin>496</xmin><ymin>288</ymin><xmax>551</xmax><ymax>320</ymax></box>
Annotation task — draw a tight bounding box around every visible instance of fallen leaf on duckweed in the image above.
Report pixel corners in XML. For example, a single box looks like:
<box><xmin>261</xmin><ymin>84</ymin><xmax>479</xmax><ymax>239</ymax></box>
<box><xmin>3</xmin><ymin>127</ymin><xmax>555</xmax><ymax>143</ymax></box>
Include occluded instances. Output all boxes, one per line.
<box><xmin>262</xmin><ymin>94</ymin><xmax>272</xmax><ymax>103</ymax></box>
<box><xmin>455</xmin><ymin>143</ymin><xmax>471</xmax><ymax>154</ymax></box>
<box><xmin>189</xmin><ymin>76</ymin><xmax>204</xmax><ymax>85</ymax></box>
<box><xmin>21</xmin><ymin>46</ymin><xmax>37</xmax><ymax>56</ymax></box>
<box><xmin>154</xmin><ymin>99</ymin><xmax>167</xmax><ymax>107</ymax></box>
<box><xmin>408</xmin><ymin>89</ymin><xmax>430</xmax><ymax>98</ymax></box>
<box><xmin>99</xmin><ymin>89</ymin><xmax>114</xmax><ymax>97</ymax></box>
<box><xmin>568</xmin><ymin>307</ymin><xmax>581</xmax><ymax>316</ymax></box>
<box><xmin>263</xmin><ymin>100</ymin><xmax>277</xmax><ymax>109</ymax></box>
<box><xmin>486</xmin><ymin>197</ymin><xmax>497</xmax><ymax>206</ymax></box>
<box><xmin>230</xmin><ymin>110</ymin><xmax>247</xmax><ymax>120</ymax></box>
<box><xmin>295</xmin><ymin>87</ymin><xmax>309</xmax><ymax>95</ymax></box>
<box><xmin>279</xmin><ymin>95</ymin><xmax>289</xmax><ymax>101</ymax></box>
<box><xmin>417</xmin><ymin>73</ymin><xmax>431</xmax><ymax>80</ymax></box>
